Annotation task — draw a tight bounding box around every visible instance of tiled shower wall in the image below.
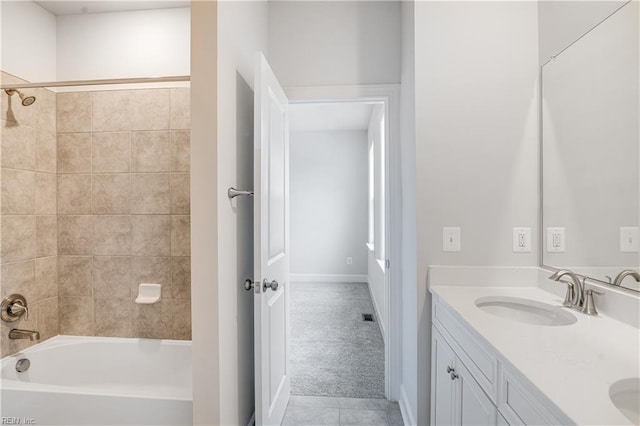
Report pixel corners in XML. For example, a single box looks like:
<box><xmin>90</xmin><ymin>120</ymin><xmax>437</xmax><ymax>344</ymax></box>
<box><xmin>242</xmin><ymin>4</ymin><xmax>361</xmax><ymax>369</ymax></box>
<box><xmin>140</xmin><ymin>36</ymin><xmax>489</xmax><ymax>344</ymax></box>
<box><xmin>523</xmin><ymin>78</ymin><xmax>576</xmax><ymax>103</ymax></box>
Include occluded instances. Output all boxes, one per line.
<box><xmin>1</xmin><ymin>71</ymin><xmax>59</xmax><ymax>357</ymax></box>
<box><xmin>56</xmin><ymin>88</ymin><xmax>191</xmax><ymax>339</ymax></box>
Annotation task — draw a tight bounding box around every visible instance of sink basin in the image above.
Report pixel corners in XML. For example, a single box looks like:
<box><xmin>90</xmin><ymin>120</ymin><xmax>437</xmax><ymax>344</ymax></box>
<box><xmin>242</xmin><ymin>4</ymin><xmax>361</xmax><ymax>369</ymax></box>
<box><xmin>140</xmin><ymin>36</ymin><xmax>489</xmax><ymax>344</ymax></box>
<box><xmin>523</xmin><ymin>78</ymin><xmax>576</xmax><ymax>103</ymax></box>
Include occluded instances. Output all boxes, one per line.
<box><xmin>475</xmin><ymin>296</ymin><xmax>577</xmax><ymax>326</ymax></box>
<box><xmin>610</xmin><ymin>378</ymin><xmax>640</xmax><ymax>424</ymax></box>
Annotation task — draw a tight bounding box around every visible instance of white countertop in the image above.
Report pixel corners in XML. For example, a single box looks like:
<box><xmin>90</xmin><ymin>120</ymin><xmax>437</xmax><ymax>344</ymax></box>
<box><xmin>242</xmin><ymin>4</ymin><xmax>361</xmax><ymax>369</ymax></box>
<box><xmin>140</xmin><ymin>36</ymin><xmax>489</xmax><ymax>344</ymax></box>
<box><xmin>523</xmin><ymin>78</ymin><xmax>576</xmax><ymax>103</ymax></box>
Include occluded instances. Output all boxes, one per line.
<box><xmin>430</xmin><ymin>285</ymin><xmax>640</xmax><ymax>426</ymax></box>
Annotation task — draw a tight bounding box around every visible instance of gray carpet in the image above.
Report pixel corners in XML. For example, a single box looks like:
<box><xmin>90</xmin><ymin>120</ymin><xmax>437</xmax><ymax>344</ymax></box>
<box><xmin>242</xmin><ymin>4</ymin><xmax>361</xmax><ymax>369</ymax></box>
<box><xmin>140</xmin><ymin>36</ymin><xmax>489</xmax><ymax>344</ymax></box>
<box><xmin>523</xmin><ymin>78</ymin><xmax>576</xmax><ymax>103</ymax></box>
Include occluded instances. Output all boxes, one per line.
<box><xmin>290</xmin><ymin>282</ymin><xmax>385</xmax><ymax>398</ymax></box>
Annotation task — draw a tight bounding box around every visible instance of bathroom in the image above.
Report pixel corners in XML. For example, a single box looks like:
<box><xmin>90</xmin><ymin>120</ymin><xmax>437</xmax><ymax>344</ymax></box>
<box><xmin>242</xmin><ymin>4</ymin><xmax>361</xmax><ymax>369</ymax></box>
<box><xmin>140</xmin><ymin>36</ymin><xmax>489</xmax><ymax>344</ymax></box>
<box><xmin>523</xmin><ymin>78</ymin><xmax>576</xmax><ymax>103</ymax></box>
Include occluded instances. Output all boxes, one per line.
<box><xmin>2</xmin><ymin>1</ymin><xmax>639</xmax><ymax>426</ymax></box>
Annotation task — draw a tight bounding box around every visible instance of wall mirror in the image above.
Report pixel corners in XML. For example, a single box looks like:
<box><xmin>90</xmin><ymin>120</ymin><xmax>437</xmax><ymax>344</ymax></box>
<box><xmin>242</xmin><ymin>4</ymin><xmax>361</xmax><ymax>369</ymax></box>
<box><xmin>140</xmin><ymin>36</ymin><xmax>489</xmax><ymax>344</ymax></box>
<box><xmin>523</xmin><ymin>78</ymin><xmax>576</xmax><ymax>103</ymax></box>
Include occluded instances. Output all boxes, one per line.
<box><xmin>541</xmin><ymin>0</ymin><xmax>640</xmax><ymax>293</ymax></box>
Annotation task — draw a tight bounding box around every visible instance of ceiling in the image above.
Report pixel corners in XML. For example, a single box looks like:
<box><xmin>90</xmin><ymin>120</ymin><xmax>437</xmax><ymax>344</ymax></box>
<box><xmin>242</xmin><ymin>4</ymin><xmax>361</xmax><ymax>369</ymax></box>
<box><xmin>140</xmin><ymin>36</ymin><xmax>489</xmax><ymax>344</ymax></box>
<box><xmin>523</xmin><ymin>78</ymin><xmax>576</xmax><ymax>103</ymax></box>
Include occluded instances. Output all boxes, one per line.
<box><xmin>35</xmin><ymin>1</ymin><xmax>190</xmax><ymax>16</ymax></box>
<box><xmin>289</xmin><ymin>102</ymin><xmax>378</xmax><ymax>133</ymax></box>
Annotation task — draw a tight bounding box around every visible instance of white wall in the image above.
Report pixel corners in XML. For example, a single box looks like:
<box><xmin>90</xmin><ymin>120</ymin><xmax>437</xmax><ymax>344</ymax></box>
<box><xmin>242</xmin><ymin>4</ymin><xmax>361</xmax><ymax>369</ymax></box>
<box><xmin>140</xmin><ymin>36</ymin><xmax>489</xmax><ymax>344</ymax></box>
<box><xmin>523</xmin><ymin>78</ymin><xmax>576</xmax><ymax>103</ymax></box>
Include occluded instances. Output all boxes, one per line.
<box><xmin>399</xmin><ymin>2</ymin><xmax>418</xmax><ymax>423</ymax></box>
<box><xmin>56</xmin><ymin>7</ymin><xmax>190</xmax><ymax>80</ymax></box>
<box><xmin>414</xmin><ymin>2</ymin><xmax>539</xmax><ymax>424</ymax></box>
<box><xmin>217</xmin><ymin>2</ymin><xmax>268</xmax><ymax>425</ymax></box>
<box><xmin>0</xmin><ymin>0</ymin><xmax>56</xmax><ymax>82</ymax></box>
<box><xmin>268</xmin><ymin>1</ymin><xmax>401</xmax><ymax>87</ymax></box>
<box><xmin>290</xmin><ymin>130</ymin><xmax>368</xmax><ymax>280</ymax></box>
<box><xmin>538</xmin><ymin>0</ymin><xmax>627</xmax><ymax>64</ymax></box>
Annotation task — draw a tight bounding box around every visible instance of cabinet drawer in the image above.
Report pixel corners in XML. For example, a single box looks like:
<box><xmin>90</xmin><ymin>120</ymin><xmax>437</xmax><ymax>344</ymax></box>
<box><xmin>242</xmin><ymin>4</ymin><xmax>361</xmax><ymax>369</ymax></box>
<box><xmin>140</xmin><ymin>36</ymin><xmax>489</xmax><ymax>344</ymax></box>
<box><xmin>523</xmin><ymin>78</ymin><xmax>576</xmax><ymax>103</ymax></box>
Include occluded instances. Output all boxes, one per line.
<box><xmin>433</xmin><ymin>298</ymin><xmax>498</xmax><ymax>402</ymax></box>
<box><xmin>499</xmin><ymin>368</ymin><xmax>566</xmax><ymax>425</ymax></box>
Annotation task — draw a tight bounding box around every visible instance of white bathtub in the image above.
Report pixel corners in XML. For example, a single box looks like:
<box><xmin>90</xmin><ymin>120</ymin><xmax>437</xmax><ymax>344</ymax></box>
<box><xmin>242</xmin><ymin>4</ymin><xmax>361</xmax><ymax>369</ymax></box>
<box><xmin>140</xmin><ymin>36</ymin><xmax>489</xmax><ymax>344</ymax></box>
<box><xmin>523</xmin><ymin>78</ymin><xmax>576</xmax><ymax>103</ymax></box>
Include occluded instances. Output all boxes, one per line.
<box><xmin>1</xmin><ymin>336</ymin><xmax>192</xmax><ymax>425</ymax></box>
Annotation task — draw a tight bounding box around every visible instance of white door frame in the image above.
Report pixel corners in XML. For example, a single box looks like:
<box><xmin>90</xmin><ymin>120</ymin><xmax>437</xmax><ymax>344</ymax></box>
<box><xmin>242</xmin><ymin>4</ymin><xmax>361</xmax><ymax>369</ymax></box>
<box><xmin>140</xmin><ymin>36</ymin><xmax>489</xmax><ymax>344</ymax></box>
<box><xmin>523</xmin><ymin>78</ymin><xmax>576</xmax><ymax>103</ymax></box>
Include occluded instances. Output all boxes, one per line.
<box><xmin>285</xmin><ymin>84</ymin><xmax>402</xmax><ymax>401</ymax></box>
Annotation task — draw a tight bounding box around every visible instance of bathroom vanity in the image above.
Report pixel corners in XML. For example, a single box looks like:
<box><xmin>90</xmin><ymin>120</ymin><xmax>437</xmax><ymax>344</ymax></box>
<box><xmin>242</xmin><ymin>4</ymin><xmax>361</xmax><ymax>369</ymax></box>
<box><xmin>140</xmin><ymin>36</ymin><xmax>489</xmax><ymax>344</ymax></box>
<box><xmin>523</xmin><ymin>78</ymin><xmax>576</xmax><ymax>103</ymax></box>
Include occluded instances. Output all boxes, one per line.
<box><xmin>429</xmin><ymin>281</ymin><xmax>639</xmax><ymax>425</ymax></box>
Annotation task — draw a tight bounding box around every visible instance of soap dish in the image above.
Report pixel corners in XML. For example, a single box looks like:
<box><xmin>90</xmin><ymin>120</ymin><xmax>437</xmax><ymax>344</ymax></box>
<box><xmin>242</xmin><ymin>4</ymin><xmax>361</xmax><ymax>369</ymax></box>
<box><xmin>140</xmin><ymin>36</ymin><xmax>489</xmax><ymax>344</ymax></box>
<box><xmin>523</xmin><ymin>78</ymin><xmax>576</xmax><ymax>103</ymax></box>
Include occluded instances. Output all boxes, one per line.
<box><xmin>135</xmin><ymin>284</ymin><xmax>161</xmax><ymax>304</ymax></box>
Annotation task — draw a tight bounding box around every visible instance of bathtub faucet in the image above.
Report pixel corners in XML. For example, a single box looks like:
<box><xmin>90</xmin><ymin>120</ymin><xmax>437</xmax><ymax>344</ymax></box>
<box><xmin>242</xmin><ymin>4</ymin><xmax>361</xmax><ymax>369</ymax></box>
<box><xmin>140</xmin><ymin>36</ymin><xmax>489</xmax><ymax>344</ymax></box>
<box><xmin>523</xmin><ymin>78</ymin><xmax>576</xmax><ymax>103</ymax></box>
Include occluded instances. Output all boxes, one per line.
<box><xmin>9</xmin><ymin>329</ymin><xmax>40</xmax><ymax>341</ymax></box>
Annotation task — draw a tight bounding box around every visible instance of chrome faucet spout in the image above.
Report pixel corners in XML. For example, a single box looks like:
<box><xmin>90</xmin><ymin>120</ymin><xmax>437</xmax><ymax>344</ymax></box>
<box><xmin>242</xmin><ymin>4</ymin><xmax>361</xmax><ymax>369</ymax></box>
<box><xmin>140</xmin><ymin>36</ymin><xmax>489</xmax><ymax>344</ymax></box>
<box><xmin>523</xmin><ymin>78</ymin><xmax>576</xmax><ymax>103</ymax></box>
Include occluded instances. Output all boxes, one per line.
<box><xmin>548</xmin><ymin>269</ymin><xmax>583</xmax><ymax>307</ymax></box>
<box><xmin>612</xmin><ymin>269</ymin><xmax>640</xmax><ymax>286</ymax></box>
<box><xmin>9</xmin><ymin>329</ymin><xmax>40</xmax><ymax>341</ymax></box>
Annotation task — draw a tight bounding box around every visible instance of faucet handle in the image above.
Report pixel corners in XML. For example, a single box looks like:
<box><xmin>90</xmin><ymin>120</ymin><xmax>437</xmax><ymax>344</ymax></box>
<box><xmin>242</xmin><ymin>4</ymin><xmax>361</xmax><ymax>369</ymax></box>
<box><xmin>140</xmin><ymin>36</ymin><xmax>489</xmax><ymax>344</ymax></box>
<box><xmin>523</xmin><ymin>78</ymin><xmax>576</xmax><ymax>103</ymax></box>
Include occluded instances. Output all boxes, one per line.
<box><xmin>581</xmin><ymin>289</ymin><xmax>604</xmax><ymax>316</ymax></box>
<box><xmin>556</xmin><ymin>280</ymin><xmax>575</xmax><ymax>307</ymax></box>
<box><xmin>10</xmin><ymin>300</ymin><xmax>28</xmax><ymax>320</ymax></box>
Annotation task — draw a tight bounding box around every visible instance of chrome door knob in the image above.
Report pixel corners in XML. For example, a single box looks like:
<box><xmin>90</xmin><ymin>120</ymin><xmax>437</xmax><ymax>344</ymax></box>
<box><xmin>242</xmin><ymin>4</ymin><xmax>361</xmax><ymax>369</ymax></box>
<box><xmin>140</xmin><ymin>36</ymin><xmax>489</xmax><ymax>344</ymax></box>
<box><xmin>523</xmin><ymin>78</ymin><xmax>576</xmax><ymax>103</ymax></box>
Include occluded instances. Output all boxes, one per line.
<box><xmin>450</xmin><ymin>371</ymin><xmax>459</xmax><ymax>380</ymax></box>
<box><xmin>263</xmin><ymin>279</ymin><xmax>279</xmax><ymax>292</ymax></box>
<box><xmin>446</xmin><ymin>366</ymin><xmax>454</xmax><ymax>373</ymax></box>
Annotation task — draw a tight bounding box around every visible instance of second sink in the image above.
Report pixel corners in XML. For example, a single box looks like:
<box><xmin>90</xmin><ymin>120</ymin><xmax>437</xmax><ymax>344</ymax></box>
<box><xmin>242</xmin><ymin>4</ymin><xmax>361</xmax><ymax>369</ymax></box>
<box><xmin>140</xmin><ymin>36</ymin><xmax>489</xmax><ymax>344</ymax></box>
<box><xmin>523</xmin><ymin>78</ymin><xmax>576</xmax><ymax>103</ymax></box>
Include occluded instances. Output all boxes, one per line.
<box><xmin>475</xmin><ymin>296</ymin><xmax>577</xmax><ymax>326</ymax></box>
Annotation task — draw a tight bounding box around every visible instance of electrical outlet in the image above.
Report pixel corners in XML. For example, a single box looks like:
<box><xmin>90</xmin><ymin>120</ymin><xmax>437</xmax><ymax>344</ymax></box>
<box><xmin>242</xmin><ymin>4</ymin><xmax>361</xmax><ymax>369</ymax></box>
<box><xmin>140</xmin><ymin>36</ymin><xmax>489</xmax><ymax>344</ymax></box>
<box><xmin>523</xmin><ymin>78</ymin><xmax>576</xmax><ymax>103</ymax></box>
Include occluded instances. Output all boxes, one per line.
<box><xmin>346</xmin><ymin>257</ymin><xmax>353</xmax><ymax>265</ymax></box>
<box><xmin>443</xmin><ymin>227</ymin><xmax>461</xmax><ymax>252</ymax></box>
<box><xmin>546</xmin><ymin>227</ymin><xmax>566</xmax><ymax>253</ymax></box>
<box><xmin>620</xmin><ymin>227</ymin><xmax>639</xmax><ymax>253</ymax></box>
<box><xmin>513</xmin><ymin>227</ymin><xmax>531</xmax><ymax>253</ymax></box>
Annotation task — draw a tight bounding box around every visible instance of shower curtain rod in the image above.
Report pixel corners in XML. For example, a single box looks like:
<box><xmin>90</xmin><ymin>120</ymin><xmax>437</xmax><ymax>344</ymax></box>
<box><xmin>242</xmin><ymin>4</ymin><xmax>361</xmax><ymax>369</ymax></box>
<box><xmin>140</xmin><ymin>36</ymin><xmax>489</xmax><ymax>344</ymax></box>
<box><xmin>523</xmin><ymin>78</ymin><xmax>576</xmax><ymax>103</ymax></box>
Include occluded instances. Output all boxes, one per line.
<box><xmin>0</xmin><ymin>75</ymin><xmax>190</xmax><ymax>90</ymax></box>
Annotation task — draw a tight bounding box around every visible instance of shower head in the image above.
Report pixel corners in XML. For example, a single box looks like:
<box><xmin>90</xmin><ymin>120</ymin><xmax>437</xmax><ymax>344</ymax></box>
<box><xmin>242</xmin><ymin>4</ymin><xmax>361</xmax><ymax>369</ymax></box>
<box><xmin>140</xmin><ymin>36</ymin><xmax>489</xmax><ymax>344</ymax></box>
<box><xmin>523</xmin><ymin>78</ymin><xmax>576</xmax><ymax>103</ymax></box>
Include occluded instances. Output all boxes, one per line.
<box><xmin>4</xmin><ymin>89</ymin><xmax>36</xmax><ymax>107</ymax></box>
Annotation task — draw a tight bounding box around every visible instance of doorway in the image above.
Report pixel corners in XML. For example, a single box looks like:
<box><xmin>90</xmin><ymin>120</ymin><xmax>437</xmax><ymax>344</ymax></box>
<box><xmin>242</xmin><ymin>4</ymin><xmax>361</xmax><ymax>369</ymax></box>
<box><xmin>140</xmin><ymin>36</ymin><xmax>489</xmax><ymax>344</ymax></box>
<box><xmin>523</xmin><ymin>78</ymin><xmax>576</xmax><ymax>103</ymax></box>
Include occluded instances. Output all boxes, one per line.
<box><xmin>288</xmin><ymin>101</ymin><xmax>387</xmax><ymax>398</ymax></box>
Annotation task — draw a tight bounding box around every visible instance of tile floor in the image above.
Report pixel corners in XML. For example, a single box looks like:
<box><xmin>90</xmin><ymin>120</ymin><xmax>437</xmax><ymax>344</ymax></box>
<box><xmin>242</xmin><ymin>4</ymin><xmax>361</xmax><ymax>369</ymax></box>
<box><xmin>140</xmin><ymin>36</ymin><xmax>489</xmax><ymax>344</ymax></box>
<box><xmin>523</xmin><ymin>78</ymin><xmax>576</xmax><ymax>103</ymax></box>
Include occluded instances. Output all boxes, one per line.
<box><xmin>282</xmin><ymin>395</ymin><xmax>404</xmax><ymax>426</ymax></box>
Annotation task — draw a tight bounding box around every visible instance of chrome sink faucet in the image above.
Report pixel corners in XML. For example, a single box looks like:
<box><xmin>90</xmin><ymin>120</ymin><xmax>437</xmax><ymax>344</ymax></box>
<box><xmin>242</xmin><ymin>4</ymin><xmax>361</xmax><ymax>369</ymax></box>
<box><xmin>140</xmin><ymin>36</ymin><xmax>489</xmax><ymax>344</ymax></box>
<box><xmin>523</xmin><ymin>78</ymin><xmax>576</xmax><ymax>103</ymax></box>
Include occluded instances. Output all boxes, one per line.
<box><xmin>549</xmin><ymin>270</ymin><xmax>603</xmax><ymax>315</ymax></box>
<box><xmin>612</xmin><ymin>269</ymin><xmax>640</xmax><ymax>286</ymax></box>
<box><xmin>549</xmin><ymin>269</ymin><xmax>583</xmax><ymax>307</ymax></box>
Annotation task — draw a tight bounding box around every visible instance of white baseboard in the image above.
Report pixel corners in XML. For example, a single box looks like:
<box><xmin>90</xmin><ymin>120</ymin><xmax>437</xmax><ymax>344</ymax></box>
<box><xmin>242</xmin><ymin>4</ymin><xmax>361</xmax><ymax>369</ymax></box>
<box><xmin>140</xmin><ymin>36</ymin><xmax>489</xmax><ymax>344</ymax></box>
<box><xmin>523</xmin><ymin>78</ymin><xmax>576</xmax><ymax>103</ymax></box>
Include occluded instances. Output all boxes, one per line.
<box><xmin>247</xmin><ymin>412</ymin><xmax>255</xmax><ymax>426</ymax></box>
<box><xmin>289</xmin><ymin>274</ymin><xmax>368</xmax><ymax>283</ymax></box>
<box><xmin>367</xmin><ymin>281</ymin><xmax>386</xmax><ymax>344</ymax></box>
<box><xmin>399</xmin><ymin>384</ymin><xmax>416</xmax><ymax>426</ymax></box>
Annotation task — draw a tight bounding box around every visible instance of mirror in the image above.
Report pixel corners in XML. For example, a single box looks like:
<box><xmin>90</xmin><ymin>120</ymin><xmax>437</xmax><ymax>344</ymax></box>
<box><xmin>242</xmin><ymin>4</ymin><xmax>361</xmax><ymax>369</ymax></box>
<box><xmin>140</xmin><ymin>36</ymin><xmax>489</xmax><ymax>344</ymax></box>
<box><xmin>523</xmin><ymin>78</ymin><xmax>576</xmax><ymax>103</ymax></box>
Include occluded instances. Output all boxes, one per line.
<box><xmin>541</xmin><ymin>1</ymin><xmax>640</xmax><ymax>292</ymax></box>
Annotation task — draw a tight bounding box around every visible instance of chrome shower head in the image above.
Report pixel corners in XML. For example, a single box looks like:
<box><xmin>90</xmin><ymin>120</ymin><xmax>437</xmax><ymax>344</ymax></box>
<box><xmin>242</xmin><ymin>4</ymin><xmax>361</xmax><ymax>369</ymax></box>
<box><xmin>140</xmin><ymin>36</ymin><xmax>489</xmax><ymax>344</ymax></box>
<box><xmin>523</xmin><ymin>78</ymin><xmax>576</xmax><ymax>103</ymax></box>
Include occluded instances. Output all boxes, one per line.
<box><xmin>4</xmin><ymin>89</ymin><xmax>36</xmax><ymax>107</ymax></box>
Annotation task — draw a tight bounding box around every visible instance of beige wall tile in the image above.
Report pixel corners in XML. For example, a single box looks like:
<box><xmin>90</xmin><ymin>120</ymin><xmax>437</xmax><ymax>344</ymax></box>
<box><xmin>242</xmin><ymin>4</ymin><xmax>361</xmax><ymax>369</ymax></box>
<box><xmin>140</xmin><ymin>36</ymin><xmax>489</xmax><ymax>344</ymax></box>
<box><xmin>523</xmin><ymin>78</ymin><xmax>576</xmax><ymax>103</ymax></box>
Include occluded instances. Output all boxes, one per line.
<box><xmin>92</xmin><ymin>174</ymin><xmax>131</xmax><ymax>214</ymax></box>
<box><xmin>57</xmin><ymin>174</ymin><xmax>90</xmax><ymax>214</ymax></box>
<box><xmin>171</xmin><ymin>215</ymin><xmax>191</xmax><ymax>256</ymax></box>
<box><xmin>2</xmin><ymin>169</ymin><xmax>35</xmax><ymax>214</ymax></box>
<box><xmin>37</xmin><ymin>297</ymin><xmax>59</xmax><ymax>340</ymax></box>
<box><xmin>34</xmin><ymin>88</ymin><xmax>56</xmax><ymax>132</ymax></box>
<box><xmin>170</xmin><ymin>88</ymin><xmax>190</xmax><ymax>130</ymax></box>
<box><xmin>35</xmin><ymin>172</ymin><xmax>57</xmax><ymax>215</ymax></box>
<box><xmin>164</xmin><ymin>298</ymin><xmax>191</xmax><ymax>340</ymax></box>
<box><xmin>58</xmin><ymin>215</ymin><xmax>92</xmax><ymax>255</ymax></box>
<box><xmin>133</xmin><ymin>302</ymin><xmax>165</xmax><ymax>339</ymax></box>
<box><xmin>170</xmin><ymin>173</ymin><xmax>190</xmax><ymax>214</ymax></box>
<box><xmin>1</xmin><ymin>259</ymin><xmax>36</xmax><ymax>301</ymax></box>
<box><xmin>57</xmin><ymin>92</ymin><xmax>91</xmax><ymax>133</ymax></box>
<box><xmin>1</xmin><ymin>215</ymin><xmax>36</xmax><ymax>262</ymax></box>
<box><xmin>93</xmin><ymin>256</ymin><xmax>131</xmax><ymax>298</ymax></box>
<box><xmin>36</xmin><ymin>256</ymin><xmax>58</xmax><ymax>300</ymax></box>
<box><xmin>36</xmin><ymin>215</ymin><xmax>57</xmax><ymax>258</ymax></box>
<box><xmin>58</xmin><ymin>256</ymin><xmax>92</xmax><ymax>296</ymax></box>
<box><xmin>57</xmin><ymin>133</ymin><xmax>91</xmax><ymax>173</ymax></box>
<box><xmin>131</xmin><ymin>131</ymin><xmax>171</xmax><ymax>172</ymax></box>
<box><xmin>130</xmin><ymin>89</ymin><xmax>170</xmax><ymax>131</ymax></box>
<box><xmin>93</xmin><ymin>215</ymin><xmax>132</xmax><ymax>256</ymax></box>
<box><xmin>92</xmin><ymin>132</ymin><xmax>130</xmax><ymax>173</ymax></box>
<box><xmin>36</xmin><ymin>129</ymin><xmax>56</xmax><ymax>173</ymax></box>
<box><xmin>132</xmin><ymin>215</ymin><xmax>171</xmax><ymax>256</ymax></box>
<box><xmin>92</xmin><ymin>91</ymin><xmax>130</xmax><ymax>132</ymax></box>
<box><xmin>95</xmin><ymin>297</ymin><xmax>132</xmax><ymax>337</ymax></box>
<box><xmin>171</xmin><ymin>130</ymin><xmax>190</xmax><ymax>172</ymax></box>
<box><xmin>59</xmin><ymin>296</ymin><xmax>94</xmax><ymax>335</ymax></box>
<box><xmin>1</xmin><ymin>123</ymin><xmax>35</xmax><ymax>170</ymax></box>
<box><xmin>132</xmin><ymin>257</ymin><xmax>171</xmax><ymax>296</ymax></box>
<box><xmin>131</xmin><ymin>174</ymin><xmax>170</xmax><ymax>214</ymax></box>
<box><xmin>171</xmin><ymin>257</ymin><xmax>191</xmax><ymax>300</ymax></box>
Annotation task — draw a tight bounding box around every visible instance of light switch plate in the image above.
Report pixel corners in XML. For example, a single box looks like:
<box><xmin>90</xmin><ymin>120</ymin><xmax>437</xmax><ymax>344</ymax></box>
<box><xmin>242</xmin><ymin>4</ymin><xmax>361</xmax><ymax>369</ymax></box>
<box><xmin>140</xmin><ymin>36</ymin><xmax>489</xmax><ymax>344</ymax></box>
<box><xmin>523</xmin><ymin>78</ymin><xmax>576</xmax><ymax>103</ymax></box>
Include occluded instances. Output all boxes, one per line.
<box><xmin>443</xmin><ymin>227</ymin><xmax>461</xmax><ymax>252</ymax></box>
<box><xmin>620</xmin><ymin>227</ymin><xmax>639</xmax><ymax>253</ymax></box>
<box><xmin>513</xmin><ymin>227</ymin><xmax>531</xmax><ymax>253</ymax></box>
<box><xmin>546</xmin><ymin>227</ymin><xmax>566</xmax><ymax>253</ymax></box>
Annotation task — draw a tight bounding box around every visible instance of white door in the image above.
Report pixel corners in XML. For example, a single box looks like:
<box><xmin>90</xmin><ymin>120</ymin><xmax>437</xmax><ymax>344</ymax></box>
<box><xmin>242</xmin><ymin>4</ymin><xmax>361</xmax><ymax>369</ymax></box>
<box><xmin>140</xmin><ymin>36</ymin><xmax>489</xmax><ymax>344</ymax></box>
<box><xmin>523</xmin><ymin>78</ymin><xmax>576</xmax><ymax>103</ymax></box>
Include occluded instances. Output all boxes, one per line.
<box><xmin>457</xmin><ymin>361</ymin><xmax>496</xmax><ymax>426</ymax></box>
<box><xmin>254</xmin><ymin>52</ymin><xmax>291</xmax><ymax>426</ymax></box>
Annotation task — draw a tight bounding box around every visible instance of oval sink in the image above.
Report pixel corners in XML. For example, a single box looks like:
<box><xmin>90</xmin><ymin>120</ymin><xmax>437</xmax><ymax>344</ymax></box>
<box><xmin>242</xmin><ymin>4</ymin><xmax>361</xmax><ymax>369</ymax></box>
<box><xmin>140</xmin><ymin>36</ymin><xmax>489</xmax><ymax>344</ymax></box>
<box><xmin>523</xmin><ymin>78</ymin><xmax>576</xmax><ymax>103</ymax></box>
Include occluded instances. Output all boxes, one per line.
<box><xmin>475</xmin><ymin>296</ymin><xmax>577</xmax><ymax>326</ymax></box>
<box><xmin>610</xmin><ymin>378</ymin><xmax>640</xmax><ymax>424</ymax></box>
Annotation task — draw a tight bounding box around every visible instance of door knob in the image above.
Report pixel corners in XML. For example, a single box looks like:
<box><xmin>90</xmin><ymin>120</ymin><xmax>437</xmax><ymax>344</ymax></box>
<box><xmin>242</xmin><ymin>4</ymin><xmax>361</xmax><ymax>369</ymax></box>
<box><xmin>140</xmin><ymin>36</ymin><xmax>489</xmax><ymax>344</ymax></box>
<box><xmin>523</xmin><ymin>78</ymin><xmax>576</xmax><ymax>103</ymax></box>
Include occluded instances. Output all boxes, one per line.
<box><xmin>244</xmin><ymin>279</ymin><xmax>256</xmax><ymax>291</ymax></box>
<box><xmin>446</xmin><ymin>366</ymin><xmax>454</xmax><ymax>373</ymax></box>
<box><xmin>263</xmin><ymin>279</ymin><xmax>279</xmax><ymax>292</ymax></box>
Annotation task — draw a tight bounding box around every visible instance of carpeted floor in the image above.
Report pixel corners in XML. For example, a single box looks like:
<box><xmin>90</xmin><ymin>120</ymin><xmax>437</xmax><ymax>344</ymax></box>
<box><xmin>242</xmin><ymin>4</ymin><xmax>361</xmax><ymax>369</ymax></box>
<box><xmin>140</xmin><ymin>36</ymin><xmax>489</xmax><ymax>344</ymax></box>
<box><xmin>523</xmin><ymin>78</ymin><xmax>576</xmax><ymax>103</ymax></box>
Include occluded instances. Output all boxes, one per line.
<box><xmin>290</xmin><ymin>282</ymin><xmax>385</xmax><ymax>398</ymax></box>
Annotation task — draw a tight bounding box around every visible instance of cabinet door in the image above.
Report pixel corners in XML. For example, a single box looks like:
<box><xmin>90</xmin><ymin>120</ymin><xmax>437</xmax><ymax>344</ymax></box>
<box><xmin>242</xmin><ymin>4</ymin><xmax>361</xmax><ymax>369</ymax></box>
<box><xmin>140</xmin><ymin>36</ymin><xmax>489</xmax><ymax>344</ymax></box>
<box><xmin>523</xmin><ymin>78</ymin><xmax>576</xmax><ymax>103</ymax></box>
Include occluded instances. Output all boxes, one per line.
<box><xmin>432</xmin><ymin>328</ymin><xmax>457</xmax><ymax>426</ymax></box>
<box><xmin>456</xmin><ymin>361</ymin><xmax>497</xmax><ymax>426</ymax></box>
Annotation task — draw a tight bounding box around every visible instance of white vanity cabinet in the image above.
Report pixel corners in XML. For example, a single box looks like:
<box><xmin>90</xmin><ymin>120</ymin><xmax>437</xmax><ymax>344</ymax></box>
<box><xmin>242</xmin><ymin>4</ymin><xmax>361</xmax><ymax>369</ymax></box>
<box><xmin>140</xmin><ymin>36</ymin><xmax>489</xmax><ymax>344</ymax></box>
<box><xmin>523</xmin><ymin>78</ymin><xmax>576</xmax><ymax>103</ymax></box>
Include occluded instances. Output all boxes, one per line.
<box><xmin>432</xmin><ymin>327</ymin><xmax>497</xmax><ymax>426</ymax></box>
<box><xmin>431</xmin><ymin>294</ymin><xmax>572</xmax><ymax>426</ymax></box>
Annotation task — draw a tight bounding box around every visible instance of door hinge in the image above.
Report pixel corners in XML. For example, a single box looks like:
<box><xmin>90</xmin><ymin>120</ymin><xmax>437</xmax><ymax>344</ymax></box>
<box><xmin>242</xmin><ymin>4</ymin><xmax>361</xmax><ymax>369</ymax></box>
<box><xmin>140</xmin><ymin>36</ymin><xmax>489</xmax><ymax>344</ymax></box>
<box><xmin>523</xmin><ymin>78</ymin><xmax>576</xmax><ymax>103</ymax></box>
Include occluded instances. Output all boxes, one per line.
<box><xmin>385</xmin><ymin>259</ymin><xmax>390</xmax><ymax>269</ymax></box>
